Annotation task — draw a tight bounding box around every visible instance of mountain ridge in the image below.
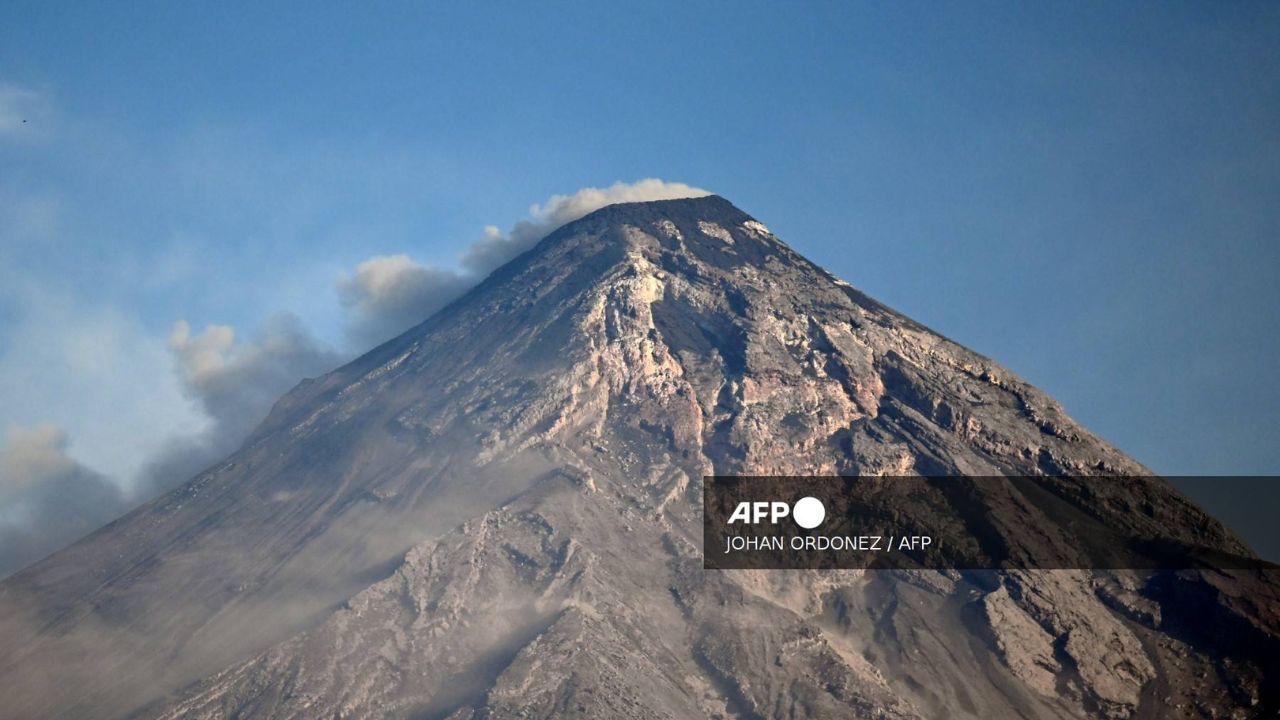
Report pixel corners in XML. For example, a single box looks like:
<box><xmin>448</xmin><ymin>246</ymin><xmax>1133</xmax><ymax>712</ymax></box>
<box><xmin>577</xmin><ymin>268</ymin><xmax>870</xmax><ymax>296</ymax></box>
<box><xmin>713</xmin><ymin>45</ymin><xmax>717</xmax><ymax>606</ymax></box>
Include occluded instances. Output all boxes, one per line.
<box><xmin>0</xmin><ymin>194</ymin><xmax>1274</xmax><ymax>719</ymax></box>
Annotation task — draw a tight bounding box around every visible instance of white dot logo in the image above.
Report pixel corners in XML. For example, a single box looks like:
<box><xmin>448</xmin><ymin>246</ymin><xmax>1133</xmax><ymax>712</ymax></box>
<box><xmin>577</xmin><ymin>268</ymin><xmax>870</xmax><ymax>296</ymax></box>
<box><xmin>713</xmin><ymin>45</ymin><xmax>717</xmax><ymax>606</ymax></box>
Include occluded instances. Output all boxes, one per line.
<box><xmin>793</xmin><ymin>496</ymin><xmax>825</xmax><ymax>529</ymax></box>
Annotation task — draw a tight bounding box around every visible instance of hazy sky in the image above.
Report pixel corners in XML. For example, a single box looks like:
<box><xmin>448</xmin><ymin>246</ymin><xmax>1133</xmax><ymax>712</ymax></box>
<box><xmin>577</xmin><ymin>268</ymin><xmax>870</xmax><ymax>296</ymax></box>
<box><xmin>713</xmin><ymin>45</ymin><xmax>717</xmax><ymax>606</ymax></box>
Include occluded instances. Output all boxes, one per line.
<box><xmin>1</xmin><ymin>4</ymin><xmax>1277</xmax><ymax>532</ymax></box>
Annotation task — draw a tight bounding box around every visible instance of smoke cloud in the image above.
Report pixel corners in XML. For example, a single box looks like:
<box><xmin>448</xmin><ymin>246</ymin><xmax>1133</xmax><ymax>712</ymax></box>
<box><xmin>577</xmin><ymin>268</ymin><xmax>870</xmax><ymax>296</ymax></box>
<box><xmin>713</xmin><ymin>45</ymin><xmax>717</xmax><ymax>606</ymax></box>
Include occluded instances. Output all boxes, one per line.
<box><xmin>340</xmin><ymin>178</ymin><xmax>710</xmax><ymax>346</ymax></box>
<box><xmin>0</xmin><ymin>424</ymin><xmax>130</xmax><ymax>577</ymax></box>
<box><xmin>337</xmin><ymin>255</ymin><xmax>473</xmax><ymax>348</ymax></box>
<box><xmin>133</xmin><ymin>315</ymin><xmax>343</xmax><ymax>498</ymax></box>
<box><xmin>461</xmin><ymin>178</ymin><xmax>712</xmax><ymax>275</ymax></box>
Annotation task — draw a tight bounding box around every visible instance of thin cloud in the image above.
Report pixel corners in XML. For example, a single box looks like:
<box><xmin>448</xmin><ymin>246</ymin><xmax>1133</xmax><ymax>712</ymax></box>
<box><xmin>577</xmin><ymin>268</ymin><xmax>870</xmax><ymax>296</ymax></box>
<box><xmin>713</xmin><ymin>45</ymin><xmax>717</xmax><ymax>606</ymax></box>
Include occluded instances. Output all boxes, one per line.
<box><xmin>0</xmin><ymin>84</ymin><xmax>54</xmax><ymax>140</ymax></box>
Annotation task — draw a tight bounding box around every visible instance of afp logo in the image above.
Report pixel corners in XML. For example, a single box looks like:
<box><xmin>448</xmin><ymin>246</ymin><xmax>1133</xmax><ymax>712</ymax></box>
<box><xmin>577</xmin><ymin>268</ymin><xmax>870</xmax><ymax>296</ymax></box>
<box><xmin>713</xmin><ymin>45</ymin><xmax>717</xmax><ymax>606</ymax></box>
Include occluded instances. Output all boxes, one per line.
<box><xmin>726</xmin><ymin>496</ymin><xmax>825</xmax><ymax>529</ymax></box>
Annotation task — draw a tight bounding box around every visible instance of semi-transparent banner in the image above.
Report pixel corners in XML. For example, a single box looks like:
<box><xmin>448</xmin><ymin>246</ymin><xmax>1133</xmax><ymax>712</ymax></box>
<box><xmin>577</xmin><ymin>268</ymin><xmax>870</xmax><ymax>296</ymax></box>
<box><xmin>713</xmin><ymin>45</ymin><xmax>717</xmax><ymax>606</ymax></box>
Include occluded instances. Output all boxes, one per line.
<box><xmin>702</xmin><ymin>476</ymin><xmax>1278</xmax><ymax>570</ymax></box>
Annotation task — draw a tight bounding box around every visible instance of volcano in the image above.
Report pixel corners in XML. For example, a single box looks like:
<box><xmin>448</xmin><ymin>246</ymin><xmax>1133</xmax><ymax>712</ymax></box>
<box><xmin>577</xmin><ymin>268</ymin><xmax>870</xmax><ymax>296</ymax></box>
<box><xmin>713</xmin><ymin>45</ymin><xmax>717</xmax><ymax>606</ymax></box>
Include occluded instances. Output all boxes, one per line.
<box><xmin>1</xmin><ymin>195</ymin><xmax>1276</xmax><ymax>719</ymax></box>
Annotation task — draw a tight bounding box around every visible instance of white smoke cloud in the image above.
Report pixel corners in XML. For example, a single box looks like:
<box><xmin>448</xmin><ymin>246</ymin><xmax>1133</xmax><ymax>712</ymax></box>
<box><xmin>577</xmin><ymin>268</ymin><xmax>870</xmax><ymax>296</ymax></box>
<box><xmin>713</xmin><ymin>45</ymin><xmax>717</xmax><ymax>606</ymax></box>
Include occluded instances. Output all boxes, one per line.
<box><xmin>460</xmin><ymin>178</ymin><xmax>712</xmax><ymax>275</ymax></box>
<box><xmin>340</xmin><ymin>178</ymin><xmax>710</xmax><ymax>345</ymax></box>
<box><xmin>0</xmin><ymin>424</ymin><xmax>129</xmax><ymax>578</ymax></box>
<box><xmin>167</xmin><ymin>315</ymin><xmax>341</xmax><ymax>432</ymax></box>
<box><xmin>336</xmin><ymin>255</ymin><xmax>473</xmax><ymax>348</ymax></box>
<box><xmin>134</xmin><ymin>315</ymin><xmax>343</xmax><ymax>497</ymax></box>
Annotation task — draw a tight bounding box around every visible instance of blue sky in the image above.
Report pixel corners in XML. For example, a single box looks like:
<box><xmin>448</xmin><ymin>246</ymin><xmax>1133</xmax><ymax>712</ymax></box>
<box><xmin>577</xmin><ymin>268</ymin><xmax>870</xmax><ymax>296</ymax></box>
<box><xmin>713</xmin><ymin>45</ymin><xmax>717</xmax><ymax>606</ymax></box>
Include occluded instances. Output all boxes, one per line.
<box><xmin>1</xmin><ymin>3</ymin><xmax>1278</xmax><ymax>552</ymax></box>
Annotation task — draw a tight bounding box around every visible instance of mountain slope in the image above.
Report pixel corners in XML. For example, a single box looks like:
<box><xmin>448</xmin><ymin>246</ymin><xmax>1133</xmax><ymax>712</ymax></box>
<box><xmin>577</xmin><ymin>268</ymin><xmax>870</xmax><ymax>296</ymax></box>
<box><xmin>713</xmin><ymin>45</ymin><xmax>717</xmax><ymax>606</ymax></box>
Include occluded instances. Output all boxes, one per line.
<box><xmin>1</xmin><ymin>196</ymin><xmax>1274</xmax><ymax>719</ymax></box>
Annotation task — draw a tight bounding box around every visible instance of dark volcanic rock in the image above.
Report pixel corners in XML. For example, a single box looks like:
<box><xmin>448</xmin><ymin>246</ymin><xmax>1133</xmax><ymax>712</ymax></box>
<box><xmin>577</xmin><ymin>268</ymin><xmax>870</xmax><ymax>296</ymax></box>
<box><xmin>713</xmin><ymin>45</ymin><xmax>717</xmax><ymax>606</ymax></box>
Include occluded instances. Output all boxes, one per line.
<box><xmin>0</xmin><ymin>196</ymin><xmax>1274</xmax><ymax>719</ymax></box>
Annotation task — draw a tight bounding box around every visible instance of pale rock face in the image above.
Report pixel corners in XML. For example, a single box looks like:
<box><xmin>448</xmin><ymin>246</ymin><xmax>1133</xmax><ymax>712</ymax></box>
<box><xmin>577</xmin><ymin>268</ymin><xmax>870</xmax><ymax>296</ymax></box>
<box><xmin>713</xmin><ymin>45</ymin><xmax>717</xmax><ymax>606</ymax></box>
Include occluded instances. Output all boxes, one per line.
<box><xmin>0</xmin><ymin>196</ymin><xmax>1276</xmax><ymax>719</ymax></box>
<box><xmin>983</xmin><ymin>584</ymin><xmax>1063</xmax><ymax>696</ymax></box>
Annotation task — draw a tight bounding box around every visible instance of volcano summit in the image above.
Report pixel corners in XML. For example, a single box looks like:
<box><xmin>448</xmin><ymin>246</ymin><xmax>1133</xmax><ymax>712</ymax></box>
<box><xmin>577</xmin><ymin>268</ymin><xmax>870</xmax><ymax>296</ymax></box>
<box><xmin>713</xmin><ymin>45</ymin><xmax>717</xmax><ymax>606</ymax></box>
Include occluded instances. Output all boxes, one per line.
<box><xmin>0</xmin><ymin>196</ymin><xmax>1276</xmax><ymax>719</ymax></box>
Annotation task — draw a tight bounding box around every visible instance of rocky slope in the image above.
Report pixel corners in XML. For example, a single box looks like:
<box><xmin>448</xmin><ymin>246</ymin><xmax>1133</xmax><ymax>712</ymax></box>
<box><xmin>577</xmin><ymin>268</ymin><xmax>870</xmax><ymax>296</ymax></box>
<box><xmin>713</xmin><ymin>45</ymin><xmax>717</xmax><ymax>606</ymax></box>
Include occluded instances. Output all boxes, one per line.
<box><xmin>1</xmin><ymin>196</ymin><xmax>1275</xmax><ymax>719</ymax></box>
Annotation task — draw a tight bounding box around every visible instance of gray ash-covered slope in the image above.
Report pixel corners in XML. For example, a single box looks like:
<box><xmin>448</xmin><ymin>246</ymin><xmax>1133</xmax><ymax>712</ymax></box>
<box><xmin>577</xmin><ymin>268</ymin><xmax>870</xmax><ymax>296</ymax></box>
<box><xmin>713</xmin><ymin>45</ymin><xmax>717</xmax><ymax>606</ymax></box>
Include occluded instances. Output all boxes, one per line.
<box><xmin>1</xmin><ymin>196</ymin><xmax>1277</xmax><ymax>719</ymax></box>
